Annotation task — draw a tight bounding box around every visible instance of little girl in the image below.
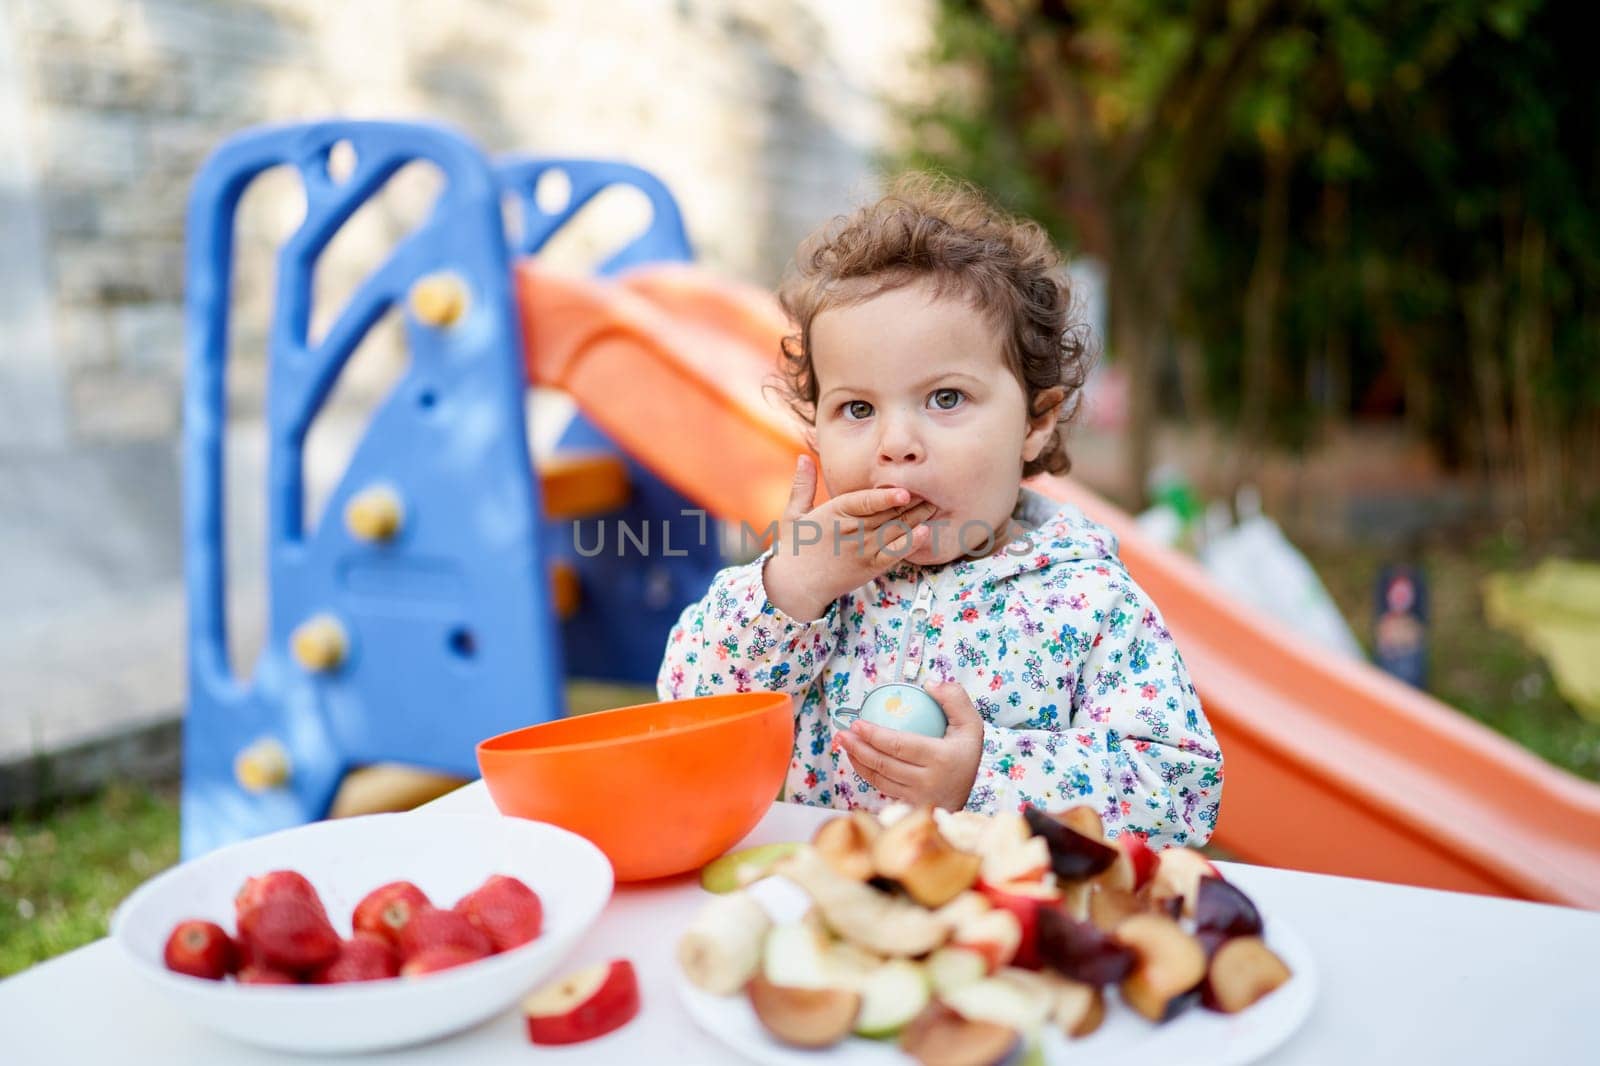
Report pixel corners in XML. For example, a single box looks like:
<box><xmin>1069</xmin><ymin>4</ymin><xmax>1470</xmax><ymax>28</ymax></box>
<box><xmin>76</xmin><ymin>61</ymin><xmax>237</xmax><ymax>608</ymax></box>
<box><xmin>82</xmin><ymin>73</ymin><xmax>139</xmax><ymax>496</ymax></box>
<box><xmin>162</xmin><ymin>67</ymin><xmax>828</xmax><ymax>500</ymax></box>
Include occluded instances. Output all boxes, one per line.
<box><xmin>656</xmin><ymin>175</ymin><xmax>1221</xmax><ymax>846</ymax></box>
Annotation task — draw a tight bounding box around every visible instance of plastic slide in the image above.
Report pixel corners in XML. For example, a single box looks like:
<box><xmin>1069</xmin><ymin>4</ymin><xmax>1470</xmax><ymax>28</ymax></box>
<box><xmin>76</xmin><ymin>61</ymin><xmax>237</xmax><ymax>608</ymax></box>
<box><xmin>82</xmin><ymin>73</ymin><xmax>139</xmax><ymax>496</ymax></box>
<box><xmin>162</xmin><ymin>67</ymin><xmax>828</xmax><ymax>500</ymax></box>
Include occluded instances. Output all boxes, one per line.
<box><xmin>516</xmin><ymin>260</ymin><xmax>1600</xmax><ymax>909</ymax></box>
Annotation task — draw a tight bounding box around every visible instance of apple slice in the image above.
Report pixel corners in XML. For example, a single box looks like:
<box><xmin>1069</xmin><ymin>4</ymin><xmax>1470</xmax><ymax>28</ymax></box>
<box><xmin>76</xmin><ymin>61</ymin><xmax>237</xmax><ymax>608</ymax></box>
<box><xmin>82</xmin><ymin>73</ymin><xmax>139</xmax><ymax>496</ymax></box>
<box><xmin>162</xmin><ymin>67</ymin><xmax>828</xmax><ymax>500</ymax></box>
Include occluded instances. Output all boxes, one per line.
<box><xmin>1054</xmin><ymin>806</ymin><xmax>1105</xmax><ymax>842</ymax></box>
<box><xmin>747</xmin><ymin>973</ymin><xmax>861</xmax><ymax>1048</ymax></box>
<box><xmin>950</xmin><ymin>908</ymin><xmax>1023</xmax><ymax>973</ymax></box>
<box><xmin>1046</xmin><ymin>974</ymin><xmax>1105</xmax><ymax>1038</ymax></box>
<box><xmin>763</xmin><ymin>922</ymin><xmax>835</xmax><ymax>988</ymax></box>
<box><xmin>978</xmin><ymin>812</ymin><xmax>1032</xmax><ymax>856</ymax></box>
<box><xmin>1194</xmin><ymin>876</ymin><xmax>1264</xmax><ymax>939</ymax></box>
<box><xmin>1092</xmin><ymin>830</ymin><xmax>1152</xmax><ymax>894</ymax></box>
<box><xmin>1086</xmin><ymin>885</ymin><xmax>1142</xmax><ymax>934</ymax></box>
<box><xmin>824</xmin><ymin>938</ymin><xmax>887</xmax><ymax>985</ymax></box>
<box><xmin>1201</xmin><ymin>935</ymin><xmax>1292</xmax><ymax>1013</ymax></box>
<box><xmin>977</xmin><ymin>878</ymin><xmax>1063</xmax><ymax>970</ymax></box>
<box><xmin>854</xmin><ymin>958</ymin><xmax>932</xmax><ymax>1037</ymax></box>
<box><xmin>1022</xmin><ymin>807</ymin><xmax>1117</xmax><ymax>881</ymax></box>
<box><xmin>1093</xmin><ymin>849</ymin><xmax>1136</xmax><ymax>893</ymax></box>
<box><xmin>900</xmin><ymin>1001</ymin><xmax>1024</xmax><ymax>1066</ymax></box>
<box><xmin>780</xmin><ymin>849</ymin><xmax>950</xmax><ymax>957</ymax></box>
<box><xmin>813</xmin><ymin>812</ymin><xmax>881</xmax><ymax>881</ymax></box>
<box><xmin>1035</xmin><ymin>908</ymin><xmax>1136</xmax><ymax>986</ymax></box>
<box><xmin>523</xmin><ymin>959</ymin><xmax>640</xmax><ymax>1045</ymax></box>
<box><xmin>979</xmin><ymin>835</ymin><xmax>1052</xmax><ymax>887</ymax></box>
<box><xmin>942</xmin><ymin>975</ymin><xmax>1052</xmax><ymax>1033</ymax></box>
<box><xmin>1115</xmin><ymin>833</ymin><xmax>1159</xmax><ymax>891</ymax></box>
<box><xmin>934</xmin><ymin>891</ymin><xmax>993</xmax><ymax>929</ymax></box>
<box><xmin>873</xmin><ymin>808</ymin><xmax>982</xmax><ymax>908</ymax></box>
<box><xmin>932</xmin><ymin>808</ymin><xmax>992</xmax><ymax>854</ymax></box>
<box><xmin>699</xmin><ymin>842</ymin><xmax>802</xmax><ymax>894</ymax></box>
<box><xmin>1145</xmin><ymin>846</ymin><xmax>1220</xmax><ymax>917</ymax></box>
<box><xmin>878</xmin><ymin>801</ymin><xmax>918</xmax><ymax>828</ymax></box>
<box><xmin>1060</xmin><ymin>881</ymin><xmax>1092</xmax><ymax>923</ymax></box>
<box><xmin>1113</xmin><ymin>914</ymin><xmax>1207</xmax><ymax>1023</ymax></box>
<box><xmin>677</xmin><ymin>891</ymin><xmax>772</xmax><ymax>995</ymax></box>
<box><xmin>925</xmin><ymin>946</ymin><xmax>990</xmax><ymax>996</ymax></box>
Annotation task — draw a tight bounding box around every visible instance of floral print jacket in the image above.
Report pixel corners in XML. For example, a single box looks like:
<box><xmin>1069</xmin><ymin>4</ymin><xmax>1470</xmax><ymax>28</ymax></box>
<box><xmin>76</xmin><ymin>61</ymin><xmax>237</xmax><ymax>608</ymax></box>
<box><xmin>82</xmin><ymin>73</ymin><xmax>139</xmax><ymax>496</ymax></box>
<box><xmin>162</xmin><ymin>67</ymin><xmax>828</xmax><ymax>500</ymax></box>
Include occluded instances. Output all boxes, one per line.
<box><xmin>656</xmin><ymin>489</ymin><xmax>1222</xmax><ymax>846</ymax></box>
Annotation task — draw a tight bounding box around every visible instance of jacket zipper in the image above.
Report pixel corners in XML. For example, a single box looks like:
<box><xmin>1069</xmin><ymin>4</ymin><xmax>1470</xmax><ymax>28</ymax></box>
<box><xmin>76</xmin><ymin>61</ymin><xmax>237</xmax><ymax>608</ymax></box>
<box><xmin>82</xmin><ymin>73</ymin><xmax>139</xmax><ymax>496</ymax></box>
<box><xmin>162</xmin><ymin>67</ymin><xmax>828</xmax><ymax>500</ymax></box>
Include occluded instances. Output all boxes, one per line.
<box><xmin>897</xmin><ymin>574</ymin><xmax>938</xmax><ymax>684</ymax></box>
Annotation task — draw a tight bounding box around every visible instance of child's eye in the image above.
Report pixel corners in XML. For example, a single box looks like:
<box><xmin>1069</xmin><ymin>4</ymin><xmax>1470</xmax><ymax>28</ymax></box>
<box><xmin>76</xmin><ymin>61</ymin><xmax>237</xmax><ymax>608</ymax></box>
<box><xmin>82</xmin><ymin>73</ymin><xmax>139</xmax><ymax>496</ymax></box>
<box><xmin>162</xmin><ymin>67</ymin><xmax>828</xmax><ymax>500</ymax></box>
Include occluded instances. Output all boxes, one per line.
<box><xmin>842</xmin><ymin>400</ymin><xmax>874</xmax><ymax>421</ymax></box>
<box><xmin>929</xmin><ymin>388</ymin><xmax>965</xmax><ymax>411</ymax></box>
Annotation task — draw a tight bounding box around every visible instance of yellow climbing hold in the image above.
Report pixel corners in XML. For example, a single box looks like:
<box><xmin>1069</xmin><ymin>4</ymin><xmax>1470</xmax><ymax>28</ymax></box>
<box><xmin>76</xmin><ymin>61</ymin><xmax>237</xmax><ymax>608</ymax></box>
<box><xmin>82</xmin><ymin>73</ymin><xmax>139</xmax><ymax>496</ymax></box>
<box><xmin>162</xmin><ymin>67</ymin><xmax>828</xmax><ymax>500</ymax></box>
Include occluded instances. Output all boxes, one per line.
<box><xmin>235</xmin><ymin>738</ymin><xmax>291</xmax><ymax>792</ymax></box>
<box><xmin>408</xmin><ymin>272</ymin><xmax>469</xmax><ymax>327</ymax></box>
<box><xmin>291</xmin><ymin>614</ymin><xmax>348</xmax><ymax>673</ymax></box>
<box><xmin>345</xmin><ymin>485</ymin><xmax>404</xmax><ymax>542</ymax></box>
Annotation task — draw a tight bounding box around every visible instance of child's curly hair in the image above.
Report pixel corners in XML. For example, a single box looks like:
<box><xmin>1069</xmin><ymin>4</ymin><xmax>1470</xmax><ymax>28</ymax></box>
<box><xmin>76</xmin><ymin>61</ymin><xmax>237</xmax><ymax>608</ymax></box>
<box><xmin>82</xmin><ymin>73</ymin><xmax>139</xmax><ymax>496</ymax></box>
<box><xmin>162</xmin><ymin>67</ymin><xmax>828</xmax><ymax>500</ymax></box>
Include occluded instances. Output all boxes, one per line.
<box><xmin>776</xmin><ymin>172</ymin><xmax>1092</xmax><ymax>478</ymax></box>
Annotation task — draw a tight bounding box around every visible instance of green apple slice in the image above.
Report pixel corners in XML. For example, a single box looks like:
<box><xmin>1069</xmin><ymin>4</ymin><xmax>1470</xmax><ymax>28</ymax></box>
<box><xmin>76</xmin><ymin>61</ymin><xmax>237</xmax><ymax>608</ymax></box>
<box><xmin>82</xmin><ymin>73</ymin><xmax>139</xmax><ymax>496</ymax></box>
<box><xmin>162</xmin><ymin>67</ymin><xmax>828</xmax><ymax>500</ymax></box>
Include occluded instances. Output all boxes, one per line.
<box><xmin>699</xmin><ymin>841</ymin><xmax>802</xmax><ymax>893</ymax></box>
<box><xmin>925</xmin><ymin>946</ymin><xmax>990</xmax><ymax>996</ymax></box>
<box><xmin>943</xmin><ymin>976</ymin><xmax>1053</xmax><ymax>1034</ymax></box>
<box><xmin>854</xmin><ymin>959</ymin><xmax>931</xmax><ymax>1038</ymax></box>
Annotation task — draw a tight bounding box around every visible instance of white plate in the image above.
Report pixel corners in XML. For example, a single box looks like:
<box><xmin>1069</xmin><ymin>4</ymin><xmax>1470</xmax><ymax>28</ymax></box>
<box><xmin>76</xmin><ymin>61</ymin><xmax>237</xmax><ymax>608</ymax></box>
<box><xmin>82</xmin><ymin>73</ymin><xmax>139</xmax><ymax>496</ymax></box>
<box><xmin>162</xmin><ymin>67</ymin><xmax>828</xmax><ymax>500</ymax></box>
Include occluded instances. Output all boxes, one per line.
<box><xmin>111</xmin><ymin>812</ymin><xmax>613</xmax><ymax>1053</ymax></box>
<box><xmin>676</xmin><ymin>877</ymin><xmax>1316</xmax><ymax>1066</ymax></box>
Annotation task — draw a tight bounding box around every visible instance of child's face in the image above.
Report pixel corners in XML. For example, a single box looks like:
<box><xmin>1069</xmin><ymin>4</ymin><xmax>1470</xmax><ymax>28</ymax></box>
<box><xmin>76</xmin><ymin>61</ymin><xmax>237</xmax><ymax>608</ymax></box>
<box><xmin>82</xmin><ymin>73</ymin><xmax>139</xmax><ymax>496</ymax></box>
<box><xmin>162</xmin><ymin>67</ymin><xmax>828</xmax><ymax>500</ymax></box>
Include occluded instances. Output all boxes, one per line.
<box><xmin>809</xmin><ymin>278</ymin><xmax>1059</xmax><ymax>565</ymax></box>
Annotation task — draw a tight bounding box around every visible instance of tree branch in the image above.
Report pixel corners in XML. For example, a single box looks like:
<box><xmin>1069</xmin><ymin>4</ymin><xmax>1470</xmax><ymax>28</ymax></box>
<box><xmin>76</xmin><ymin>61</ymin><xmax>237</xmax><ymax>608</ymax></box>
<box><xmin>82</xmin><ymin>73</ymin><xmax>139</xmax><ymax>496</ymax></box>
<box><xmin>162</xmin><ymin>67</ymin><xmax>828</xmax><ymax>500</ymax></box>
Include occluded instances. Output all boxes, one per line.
<box><xmin>1108</xmin><ymin>0</ymin><xmax>1231</xmax><ymax>185</ymax></box>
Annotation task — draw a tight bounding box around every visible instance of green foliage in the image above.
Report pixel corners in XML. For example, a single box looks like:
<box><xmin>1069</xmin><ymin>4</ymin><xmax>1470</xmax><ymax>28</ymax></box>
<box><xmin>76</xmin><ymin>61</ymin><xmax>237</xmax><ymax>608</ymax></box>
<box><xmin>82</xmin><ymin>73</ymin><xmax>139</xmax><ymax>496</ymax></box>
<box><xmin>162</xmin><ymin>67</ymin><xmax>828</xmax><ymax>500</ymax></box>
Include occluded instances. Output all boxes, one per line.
<box><xmin>907</xmin><ymin>0</ymin><xmax>1600</xmax><ymax>523</ymax></box>
<box><xmin>0</xmin><ymin>783</ymin><xmax>180</xmax><ymax>977</ymax></box>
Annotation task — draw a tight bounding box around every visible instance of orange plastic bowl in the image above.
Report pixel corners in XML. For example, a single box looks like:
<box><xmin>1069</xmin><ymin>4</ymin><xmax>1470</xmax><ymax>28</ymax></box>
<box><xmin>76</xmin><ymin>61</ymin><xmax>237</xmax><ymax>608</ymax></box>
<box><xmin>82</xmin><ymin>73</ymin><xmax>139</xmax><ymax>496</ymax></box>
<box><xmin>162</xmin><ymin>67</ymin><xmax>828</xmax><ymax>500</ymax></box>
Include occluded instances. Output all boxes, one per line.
<box><xmin>476</xmin><ymin>692</ymin><xmax>793</xmax><ymax>881</ymax></box>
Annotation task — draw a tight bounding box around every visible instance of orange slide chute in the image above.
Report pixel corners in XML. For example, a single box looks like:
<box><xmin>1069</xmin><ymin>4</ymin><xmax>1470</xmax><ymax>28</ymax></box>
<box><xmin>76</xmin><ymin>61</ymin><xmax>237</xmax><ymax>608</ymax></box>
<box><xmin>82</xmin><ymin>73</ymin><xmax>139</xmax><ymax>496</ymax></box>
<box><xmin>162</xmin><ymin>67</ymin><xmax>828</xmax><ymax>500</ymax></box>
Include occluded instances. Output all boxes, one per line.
<box><xmin>516</xmin><ymin>260</ymin><xmax>1600</xmax><ymax>909</ymax></box>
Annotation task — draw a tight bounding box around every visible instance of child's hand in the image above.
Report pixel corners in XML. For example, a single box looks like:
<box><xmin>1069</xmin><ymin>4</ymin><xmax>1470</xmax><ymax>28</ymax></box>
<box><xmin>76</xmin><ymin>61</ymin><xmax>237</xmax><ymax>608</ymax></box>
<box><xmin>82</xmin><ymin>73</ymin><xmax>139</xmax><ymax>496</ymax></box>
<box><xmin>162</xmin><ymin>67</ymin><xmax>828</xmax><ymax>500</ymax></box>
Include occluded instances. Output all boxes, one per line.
<box><xmin>763</xmin><ymin>455</ymin><xmax>938</xmax><ymax>621</ymax></box>
<box><xmin>837</xmin><ymin>683</ymin><xmax>985</xmax><ymax>811</ymax></box>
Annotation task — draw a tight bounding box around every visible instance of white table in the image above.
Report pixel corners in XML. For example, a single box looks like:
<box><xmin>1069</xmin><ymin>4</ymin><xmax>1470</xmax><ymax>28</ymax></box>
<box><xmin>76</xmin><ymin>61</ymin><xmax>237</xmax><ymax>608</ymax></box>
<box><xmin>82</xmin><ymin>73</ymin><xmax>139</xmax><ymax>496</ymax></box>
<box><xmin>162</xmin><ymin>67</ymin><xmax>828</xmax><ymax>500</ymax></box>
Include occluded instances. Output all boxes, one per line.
<box><xmin>3</xmin><ymin>782</ymin><xmax>1597</xmax><ymax>1064</ymax></box>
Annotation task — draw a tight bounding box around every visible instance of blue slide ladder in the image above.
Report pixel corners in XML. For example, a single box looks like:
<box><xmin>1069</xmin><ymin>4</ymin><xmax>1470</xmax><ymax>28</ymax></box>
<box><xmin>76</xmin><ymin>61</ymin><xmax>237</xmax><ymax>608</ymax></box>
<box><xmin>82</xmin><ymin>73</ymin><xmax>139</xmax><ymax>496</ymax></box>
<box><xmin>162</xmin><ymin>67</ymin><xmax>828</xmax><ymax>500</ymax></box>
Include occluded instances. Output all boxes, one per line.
<box><xmin>182</xmin><ymin>121</ymin><xmax>564</xmax><ymax>857</ymax></box>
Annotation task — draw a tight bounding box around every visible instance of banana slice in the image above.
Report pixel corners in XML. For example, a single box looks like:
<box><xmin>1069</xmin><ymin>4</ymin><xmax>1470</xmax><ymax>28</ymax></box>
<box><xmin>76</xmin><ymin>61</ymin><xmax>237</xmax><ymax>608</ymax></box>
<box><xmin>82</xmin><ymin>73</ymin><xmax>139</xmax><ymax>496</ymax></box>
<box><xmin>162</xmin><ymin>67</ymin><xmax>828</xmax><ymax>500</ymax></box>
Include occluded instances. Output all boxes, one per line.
<box><xmin>677</xmin><ymin>891</ymin><xmax>772</xmax><ymax>995</ymax></box>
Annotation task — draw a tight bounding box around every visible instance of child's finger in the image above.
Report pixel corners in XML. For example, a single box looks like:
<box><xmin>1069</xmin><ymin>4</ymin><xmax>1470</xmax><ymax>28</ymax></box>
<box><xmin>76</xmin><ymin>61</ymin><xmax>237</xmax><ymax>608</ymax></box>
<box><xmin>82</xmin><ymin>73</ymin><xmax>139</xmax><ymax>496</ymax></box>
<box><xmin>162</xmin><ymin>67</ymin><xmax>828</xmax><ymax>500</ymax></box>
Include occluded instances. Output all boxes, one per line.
<box><xmin>863</xmin><ymin>499</ymin><xmax>937</xmax><ymax>533</ymax></box>
<box><xmin>832</xmin><ymin>486</ymin><xmax>911</xmax><ymax>518</ymax></box>
<box><xmin>851</xmin><ymin>720</ymin><xmax>936</xmax><ymax>767</ymax></box>
<box><xmin>926</xmin><ymin>683</ymin><xmax>985</xmax><ymax>741</ymax></box>
<box><xmin>871</xmin><ymin>521</ymin><xmax>927</xmax><ymax>565</ymax></box>
<box><xmin>783</xmin><ymin>454</ymin><xmax>819</xmax><ymax>521</ymax></box>
<box><xmin>847</xmin><ymin>758</ymin><xmax>904</xmax><ymax>799</ymax></box>
<box><xmin>840</xmin><ymin>731</ymin><xmax>915</xmax><ymax>792</ymax></box>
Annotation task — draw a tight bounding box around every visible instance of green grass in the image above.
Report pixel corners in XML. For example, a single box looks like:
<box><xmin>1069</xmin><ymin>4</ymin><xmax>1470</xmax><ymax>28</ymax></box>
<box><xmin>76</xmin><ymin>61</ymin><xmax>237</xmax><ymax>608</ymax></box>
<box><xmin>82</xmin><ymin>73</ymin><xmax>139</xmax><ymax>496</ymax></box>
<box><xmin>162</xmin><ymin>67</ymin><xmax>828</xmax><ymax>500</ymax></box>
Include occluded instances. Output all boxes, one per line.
<box><xmin>1302</xmin><ymin>536</ymin><xmax>1600</xmax><ymax>782</ymax></box>
<box><xmin>0</xmin><ymin>781</ymin><xmax>180</xmax><ymax>978</ymax></box>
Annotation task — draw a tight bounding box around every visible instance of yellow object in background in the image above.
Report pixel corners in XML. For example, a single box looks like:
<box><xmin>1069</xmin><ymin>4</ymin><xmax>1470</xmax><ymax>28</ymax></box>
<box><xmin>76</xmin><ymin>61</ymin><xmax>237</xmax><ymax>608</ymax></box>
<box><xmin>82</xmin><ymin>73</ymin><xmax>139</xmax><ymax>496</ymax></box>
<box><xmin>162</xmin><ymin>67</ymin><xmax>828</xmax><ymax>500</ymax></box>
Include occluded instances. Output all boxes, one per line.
<box><xmin>1483</xmin><ymin>559</ymin><xmax>1600</xmax><ymax>721</ymax></box>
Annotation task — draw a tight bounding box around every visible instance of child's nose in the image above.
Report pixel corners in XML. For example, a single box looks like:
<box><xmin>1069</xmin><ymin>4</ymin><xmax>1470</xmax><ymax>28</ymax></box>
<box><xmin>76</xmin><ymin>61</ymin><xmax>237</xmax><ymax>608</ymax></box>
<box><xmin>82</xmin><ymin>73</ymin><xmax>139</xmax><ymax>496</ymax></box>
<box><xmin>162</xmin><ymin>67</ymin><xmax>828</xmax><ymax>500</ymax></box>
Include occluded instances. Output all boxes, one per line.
<box><xmin>876</xmin><ymin>415</ymin><xmax>925</xmax><ymax>464</ymax></box>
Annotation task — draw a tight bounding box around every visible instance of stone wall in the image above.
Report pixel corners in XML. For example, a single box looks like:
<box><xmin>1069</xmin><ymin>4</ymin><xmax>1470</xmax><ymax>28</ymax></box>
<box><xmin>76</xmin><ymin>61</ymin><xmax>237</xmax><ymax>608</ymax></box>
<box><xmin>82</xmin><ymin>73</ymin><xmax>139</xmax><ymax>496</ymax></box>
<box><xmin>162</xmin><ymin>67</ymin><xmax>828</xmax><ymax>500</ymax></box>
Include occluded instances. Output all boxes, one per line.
<box><xmin>0</xmin><ymin>0</ymin><xmax>932</xmax><ymax>766</ymax></box>
<box><xmin>3</xmin><ymin>0</ymin><xmax>931</xmax><ymax>447</ymax></box>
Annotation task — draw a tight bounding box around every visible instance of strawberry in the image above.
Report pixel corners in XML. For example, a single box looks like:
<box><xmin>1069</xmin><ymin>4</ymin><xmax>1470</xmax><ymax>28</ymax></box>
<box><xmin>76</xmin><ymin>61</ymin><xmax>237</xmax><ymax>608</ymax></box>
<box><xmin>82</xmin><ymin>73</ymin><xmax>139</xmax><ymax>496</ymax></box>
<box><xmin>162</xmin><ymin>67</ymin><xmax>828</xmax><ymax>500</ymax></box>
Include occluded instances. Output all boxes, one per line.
<box><xmin>454</xmin><ymin>875</ymin><xmax>543</xmax><ymax>953</ymax></box>
<box><xmin>311</xmin><ymin>932</ymin><xmax>400</xmax><ymax>984</ymax></box>
<box><xmin>237</xmin><ymin>894</ymin><xmax>341</xmax><ymax>972</ymax></box>
<box><xmin>162</xmin><ymin>919</ymin><xmax>236</xmax><ymax>980</ymax></box>
<box><xmin>352</xmin><ymin>880</ymin><xmax>432</xmax><ymax>948</ymax></box>
<box><xmin>400</xmin><ymin>945</ymin><xmax>483</xmax><ymax>977</ymax></box>
<box><xmin>237</xmin><ymin>964</ymin><xmax>300</xmax><ymax>985</ymax></box>
<box><xmin>235</xmin><ymin>870</ymin><xmax>327</xmax><ymax>924</ymax></box>
<box><xmin>397</xmin><ymin>907</ymin><xmax>492</xmax><ymax>963</ymax></box>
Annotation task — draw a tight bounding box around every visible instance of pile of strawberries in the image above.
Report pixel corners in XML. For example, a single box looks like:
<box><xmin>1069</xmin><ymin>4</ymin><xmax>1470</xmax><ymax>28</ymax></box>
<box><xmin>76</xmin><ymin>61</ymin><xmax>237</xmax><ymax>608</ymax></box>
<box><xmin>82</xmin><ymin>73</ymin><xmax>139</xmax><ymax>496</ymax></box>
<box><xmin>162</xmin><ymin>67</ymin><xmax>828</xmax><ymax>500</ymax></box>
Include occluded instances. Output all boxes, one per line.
<box><xmin>161</xmin><ymin>870</ymin><xmax>544</xmax><ymax>985</ymax></box>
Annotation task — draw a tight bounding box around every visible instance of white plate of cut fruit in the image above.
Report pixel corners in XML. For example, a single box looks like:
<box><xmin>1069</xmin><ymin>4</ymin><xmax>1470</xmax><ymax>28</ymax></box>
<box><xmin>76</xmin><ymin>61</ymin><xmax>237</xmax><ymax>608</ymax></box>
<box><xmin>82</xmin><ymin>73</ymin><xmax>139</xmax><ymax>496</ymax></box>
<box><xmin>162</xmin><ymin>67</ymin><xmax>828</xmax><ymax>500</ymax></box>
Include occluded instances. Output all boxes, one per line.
<box><xmin>674</xmin><ymin>804</ymin><xmax>1316</xmax><ymax>1066</ymax></box>
<box><xmin>111</xmin><ymin>813</ymin><xmax>618</xmax><ymax>1053</ymax></box>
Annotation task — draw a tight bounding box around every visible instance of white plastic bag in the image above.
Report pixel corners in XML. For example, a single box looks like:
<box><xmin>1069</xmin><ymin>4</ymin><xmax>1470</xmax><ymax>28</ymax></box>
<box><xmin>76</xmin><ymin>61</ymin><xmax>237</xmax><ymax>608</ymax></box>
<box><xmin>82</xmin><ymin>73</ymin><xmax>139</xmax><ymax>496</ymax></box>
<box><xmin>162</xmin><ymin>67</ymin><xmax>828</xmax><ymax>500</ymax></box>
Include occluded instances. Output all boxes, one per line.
<box><xmin>1199</xmin><ymin>492</ymin><xmax>1363</xmax><ymax>660</ymax></box>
